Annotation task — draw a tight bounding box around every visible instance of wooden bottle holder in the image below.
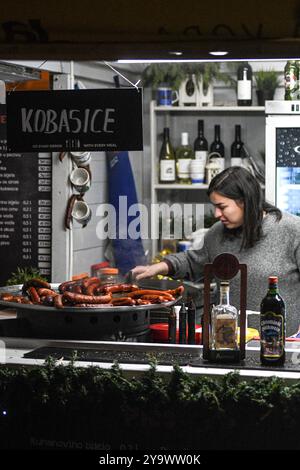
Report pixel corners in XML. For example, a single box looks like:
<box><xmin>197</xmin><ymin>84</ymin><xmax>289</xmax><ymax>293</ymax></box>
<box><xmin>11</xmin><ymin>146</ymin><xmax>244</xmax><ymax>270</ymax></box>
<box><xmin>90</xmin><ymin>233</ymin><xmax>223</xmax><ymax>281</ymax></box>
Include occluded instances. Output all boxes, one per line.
<box><xmin>202</xmin><ymin>253</ymin><xmax>247</xmax><ymax>363</ymax></box>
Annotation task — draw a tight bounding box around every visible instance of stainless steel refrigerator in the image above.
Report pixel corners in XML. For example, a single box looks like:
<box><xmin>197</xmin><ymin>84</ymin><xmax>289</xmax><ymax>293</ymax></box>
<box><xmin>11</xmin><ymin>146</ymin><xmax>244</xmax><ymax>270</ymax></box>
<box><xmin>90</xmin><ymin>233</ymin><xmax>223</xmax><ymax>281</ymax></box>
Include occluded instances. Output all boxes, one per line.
<box><xmin>266</xmin><ymin>101</ymin><xmax>300</xmax><ymax>216</ymax></box>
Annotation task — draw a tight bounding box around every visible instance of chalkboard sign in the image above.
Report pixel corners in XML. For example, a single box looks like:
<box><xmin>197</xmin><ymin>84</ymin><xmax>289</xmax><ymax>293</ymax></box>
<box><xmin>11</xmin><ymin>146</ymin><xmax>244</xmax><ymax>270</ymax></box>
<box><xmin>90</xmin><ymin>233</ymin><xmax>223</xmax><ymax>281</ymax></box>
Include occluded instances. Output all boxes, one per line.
<box><xmin>0</xmin><ymin>104</ymin><xmax>52</xmax><ymax>285</ymax></box>
<box><xmin>6</xmin><ymin>88</ymin><xmax>143</xmax><ymax>153</ymax></box>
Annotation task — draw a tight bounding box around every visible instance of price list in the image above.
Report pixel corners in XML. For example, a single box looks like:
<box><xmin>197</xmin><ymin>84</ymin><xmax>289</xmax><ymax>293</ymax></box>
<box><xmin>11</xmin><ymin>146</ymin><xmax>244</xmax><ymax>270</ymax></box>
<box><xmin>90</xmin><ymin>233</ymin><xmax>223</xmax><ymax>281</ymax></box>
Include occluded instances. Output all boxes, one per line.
<box><xmin>0</xmin><ymin>105</ymin><xmax>52</xmax><ymax>285</ymax></box>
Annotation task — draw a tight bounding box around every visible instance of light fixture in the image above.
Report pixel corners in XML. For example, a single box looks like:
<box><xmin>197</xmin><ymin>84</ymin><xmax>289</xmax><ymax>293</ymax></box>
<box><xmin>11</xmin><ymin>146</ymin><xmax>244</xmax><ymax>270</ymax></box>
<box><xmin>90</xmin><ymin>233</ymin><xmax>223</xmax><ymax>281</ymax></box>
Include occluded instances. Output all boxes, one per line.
<box><xmin>209</xmin><ymin>51</ymin><xmax>229</xmax><ymax>56</ymax></box>
<box><xmin>169</xmin><ymin>51</ymin><xmax>183</xmax><ymax>56</ymax></box>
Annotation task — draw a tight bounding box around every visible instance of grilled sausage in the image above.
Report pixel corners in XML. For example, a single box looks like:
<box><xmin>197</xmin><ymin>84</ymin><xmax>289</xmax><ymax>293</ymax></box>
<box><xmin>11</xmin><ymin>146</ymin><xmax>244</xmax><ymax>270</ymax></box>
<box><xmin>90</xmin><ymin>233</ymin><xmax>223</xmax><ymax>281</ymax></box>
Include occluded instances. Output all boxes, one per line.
<box><xmin>136</xmin><ymin>299</ymin><xmax>151</xmax><ymax>305</ymax></box>
<box><xmin>126</xmin><ymin>290</ymin><xmax>174</xmax><ymax>300</ymax></box>
<box><xmin>104</xmin><ymin>284</ymin><xmax>138</xmax><ymax>294</ymax></box>
<box><xmin>140</xmin><ymin>295</ymin><xmax>171</xmax><ymax>303</ymax></box>
<box><xmin>58</xmin><ymin>278</ymin><xmax>88</xmax><ymax>293</ymax></box>
<box><xmin>0</xmin><ymin>293</ymin><xmax>14</xmax><ymax>302</ymax></box>
<box><xmin>86</xmin><ymin>280</ymin><xmax>101</xmax><ymax>295</ymax></box>
<box><xmin>37</xmin><ymin>288</ymin><xmax>57</xmax><ymax>297</ymax></box>
<box><xmin>27</xmin><ymin>287</ymin><xmax>41</xmax><ymax>304</ymax></box>
<box><xmin>54</xmin><ymin>294</ymin><xmax>64</xmax><ymax>309</ymax></box>
<box><xmin>22</xmin><ymin>278</ymin><xmax>51</xmax><ymax>294</ymax></box>
<box><xmin>82</xmin><ymin>277</ymin><xmax>101</xmax><ymax>294</ymax></box>
<box><xmin>62</xmin><ymin>291</ymin><xmax>112</xmax><ymax>304</ymax></box>
<box><xmin>110</xmin><ymin>297</ymin><xmax>136</xmax><ymax>306</ymax></box>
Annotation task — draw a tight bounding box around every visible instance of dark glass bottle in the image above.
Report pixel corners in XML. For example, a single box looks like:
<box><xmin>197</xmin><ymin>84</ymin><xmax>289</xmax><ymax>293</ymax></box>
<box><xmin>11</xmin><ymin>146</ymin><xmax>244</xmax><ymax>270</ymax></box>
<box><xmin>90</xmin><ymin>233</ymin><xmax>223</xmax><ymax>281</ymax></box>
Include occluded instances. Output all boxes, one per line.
<box><xmin>210</xmin><ymin>125</ymin><xmax>225</xmax><ymax>171</ymax></box>
<box><xmin>159</xmin><ymin>127</ymin><xmax>176</xmax><ymax>183</ymax></box>
<box><xmin>260</xmin><ymin>276</ymin><xmax>285</xmax><ymax>366</ymax></box>
<box><xmin>168</xmin><ymin>307</ymin><xmax>177</xmax><ymax>343</ymax></box>
<box><xmin>179</xmin><ymin>303</ymin><xmax>187</xmax><ymax>344</ymax></box>
<box><xmin>194</xmin><ymin>120</ymin><xmax>208</xmax><ymax>160</ymax></box>
<box><xmin>230</xmin><ymin>125</ymin><xmax>244</xmax><ymax>167</ymax></box>
<box><xmin>237</xmin><ymin>62</ymin><xmax>252</xmax><ymax>106</ymax></box>
<box><xmin>187</xmin><ymin>297</ymin><xmax>196</xmax><ymax>345</ymax></box>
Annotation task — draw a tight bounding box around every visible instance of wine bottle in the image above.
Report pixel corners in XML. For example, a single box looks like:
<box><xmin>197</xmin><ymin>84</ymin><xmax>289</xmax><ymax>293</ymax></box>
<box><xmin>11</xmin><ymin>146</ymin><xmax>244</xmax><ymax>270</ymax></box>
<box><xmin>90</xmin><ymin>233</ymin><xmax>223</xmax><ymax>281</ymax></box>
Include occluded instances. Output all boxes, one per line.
<box><xmin>192</xmin><ymin>120</ymin><xmax>208</xmax><ymax>183</ymax></box>
<box><xmin>210</xmin><ymin>125</ymin><xmax>225</xmax><ymax>171</ymax></box>
<box><xmin>176</xmin><ymin>132</ymin><xmax>194</xmax><ymax>184</ymax></box>
<box><xmin>211</xmin><ymin>281</ymin><xmax>238</xmax><ymax>351</ymax></box>
<box><xmin>237</xmin><ymin>62</ymin><xmax>252</xmax><ymax>106</ymax></box>
<box><xmin>231</xmin><ymin>125</ymin><xmax>244</xmax><ymax>167</ymax></box>
<box><xmin>159</xmin><ymin>127</ymin><xmax>176</xmax><ymax>183</ymax></box>
<box><xmin>260</xmin><ymin>276</ymin><xmax>285</xmax><ymax>366</ymax></box>
<box><xmin>284</xmin><ymin>60</ymin><xmax>298</xmax><ymax>101</ymax></box>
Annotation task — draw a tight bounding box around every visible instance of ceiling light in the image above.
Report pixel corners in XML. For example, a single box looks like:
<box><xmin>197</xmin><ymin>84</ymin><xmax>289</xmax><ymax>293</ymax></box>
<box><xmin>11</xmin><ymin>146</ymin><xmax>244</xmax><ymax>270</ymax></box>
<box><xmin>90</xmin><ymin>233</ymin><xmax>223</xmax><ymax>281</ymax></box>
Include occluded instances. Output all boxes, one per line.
<box><xmin>209</xmin><ymin>51</ymin><xmax>229</xmax><ymax>56</ymax></box>
<box><xmin>169</xmin><ymin>51</ymin><xmax>183</xmax><ymax>56</ymax></box>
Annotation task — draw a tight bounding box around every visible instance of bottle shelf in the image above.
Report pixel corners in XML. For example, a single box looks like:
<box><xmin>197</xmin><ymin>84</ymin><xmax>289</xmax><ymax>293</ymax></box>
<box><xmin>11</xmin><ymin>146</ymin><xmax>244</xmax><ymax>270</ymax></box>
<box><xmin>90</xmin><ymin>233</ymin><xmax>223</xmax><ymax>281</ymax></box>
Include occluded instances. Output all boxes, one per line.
<box><xmin>154</xmin><ymin>183</ymin><xmax>209</xmax><ymax>190</ymax></box>
<box><xmin>154</xmin><ymin>105</ymin><xmax>265</xmax><ymax>113</ymax></box>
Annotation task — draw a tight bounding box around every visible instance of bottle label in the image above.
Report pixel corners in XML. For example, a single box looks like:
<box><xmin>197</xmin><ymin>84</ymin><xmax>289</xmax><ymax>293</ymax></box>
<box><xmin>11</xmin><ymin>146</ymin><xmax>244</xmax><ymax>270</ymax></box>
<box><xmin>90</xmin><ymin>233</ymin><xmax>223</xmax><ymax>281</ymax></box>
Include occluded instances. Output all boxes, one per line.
<box><xmin>177</xmin><ymin>159</ymin><xmax>191</xmax><ymax>179</ymax></box>
<box><xmin>285</xmin><ymin>71</ymin><xmax>297</xmax><ymax>92</ymax></box>
<box><xmin>231</xmin><ymin>157</ymin><xmax>242</xmax><ymax>167</ymax></box>
<box><xmin>215</xmin><ymin>318</ymin><xmax>237</xmax><ymax>349</ymax></box>
<box><xmin>260</xmin><ymin>311</ymin><xmax>285</xmax><ymax>358</ymax></box>
<box><xmin>237</xmin><ymin>80</ymin><xmax>251</xmax><ymax>100</ymax></box>
<box><xmin>195</xmin><ymin>150</ymin><xmax>208</xmax><ymax>164</ymax></box>
<box><xmin>160</xmin><ymin>160</ymin><xmax>175</xmax><ymax>181</ymax></box>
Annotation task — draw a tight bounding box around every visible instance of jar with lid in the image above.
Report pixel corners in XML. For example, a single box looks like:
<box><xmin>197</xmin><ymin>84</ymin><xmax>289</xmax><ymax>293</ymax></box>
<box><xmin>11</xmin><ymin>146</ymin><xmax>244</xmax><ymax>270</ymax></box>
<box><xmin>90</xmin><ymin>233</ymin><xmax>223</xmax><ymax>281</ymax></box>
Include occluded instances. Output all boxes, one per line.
<box><xmin>98</xmin><ymin>268</ymin><xmax>120</xmax><ymax>285</ymax></box>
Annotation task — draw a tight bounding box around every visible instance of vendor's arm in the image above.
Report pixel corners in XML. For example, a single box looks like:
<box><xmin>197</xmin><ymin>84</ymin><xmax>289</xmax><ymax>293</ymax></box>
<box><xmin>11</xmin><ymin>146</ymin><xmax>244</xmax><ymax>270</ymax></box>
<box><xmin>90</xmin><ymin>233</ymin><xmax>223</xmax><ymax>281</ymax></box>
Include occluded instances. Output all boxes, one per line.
<box><xmin>163</xmin><ymin>242</ymin><xmax>210</xmax><ymax>282</ymax></box>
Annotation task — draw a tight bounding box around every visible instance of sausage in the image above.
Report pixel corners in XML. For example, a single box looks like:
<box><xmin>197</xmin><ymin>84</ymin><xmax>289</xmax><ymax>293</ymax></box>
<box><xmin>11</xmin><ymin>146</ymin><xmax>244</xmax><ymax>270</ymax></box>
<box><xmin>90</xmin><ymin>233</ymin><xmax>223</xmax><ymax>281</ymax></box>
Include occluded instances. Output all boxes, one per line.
<box><xmin>73</xmin><ymin>304</ymin><xmax>114</xmax><ymax>308</ymax></box>
<box><xmin>167</xmin><ymin>286</ymin><xmax>185</xmax><ymax>296</ymax></box>
<box><xmin>58</xmin><ymin>278</ymin><xmax>88</xmax><ymax>294</ymax></box>
<box><xmin>82</xmin><ymin>277</ymin><xmax>101</xmax><ymax>293</ymax></box>
<box><xmin>22</xmin><ymin>278</ymin><xmax>51</xmax><ymax>294</ymax></box>
<box><xmin>71</xmin><ymin>285</ymin><xmax>83</xmax><ymax>294</ymax></box>
<box><xmin>140</xmin><ymin>295</ymin><xmax>171</xmax><ymax>303</ymax></box>
<box><xmin>54</xmin><ymin>294</ymin><xmax>64</xmax><ymax>309</ymax></box>
<box><xmin>37</xmin><ymin>288</ymin><xmax>57</xmax><ymax>297</ymax></box>
<box><xmin>110</xmin><ymin>297</ymin><xmax>136</xmax><ymax>306</ymax></box>
<box><xmin>41</xmin><ymin>295</ymin><xmax>55</xmax><ymax>306</ymax></box>
<box><xmin>136</xmin><ymin>299</ymin><xmax>151</xmax><ymax>305</ymax></box>
<box><xmin>0</xmin><ymin>293</ymin><xmax>14</xmax><ymax>302</ymax></box>
<box><xmin>62</xmin><ymin>291</ymin><xmax>112</xmax><ymax>304</ymax></box>
<box><xmin>85</xmin><ymin>280</ymin><xmax>101</xmax><ymax>295</ymax></box>
<box><xmin>126</xmin><ymin>290</ymin><xmax>174</xmax><ymax>300</ymax></box>
<box><xmin>104</xmin><ymin>284</ymin><xmax>138</xmax><ymax>294</ymax></box>
<box><xmin>27</xmin><ymin>287</ymin><xmax>41</xmax><ymax>304</ymax></box>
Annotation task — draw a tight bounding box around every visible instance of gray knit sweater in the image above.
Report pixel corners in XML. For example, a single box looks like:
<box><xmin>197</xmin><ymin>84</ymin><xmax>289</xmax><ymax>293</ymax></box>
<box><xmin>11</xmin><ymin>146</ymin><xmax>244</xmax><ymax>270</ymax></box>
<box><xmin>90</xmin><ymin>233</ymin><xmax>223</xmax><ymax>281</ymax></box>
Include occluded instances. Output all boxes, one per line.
<box><xmin>165</xmin><ymin>212</ymin><xmax>300</xmax><ymax>336</ymax></box>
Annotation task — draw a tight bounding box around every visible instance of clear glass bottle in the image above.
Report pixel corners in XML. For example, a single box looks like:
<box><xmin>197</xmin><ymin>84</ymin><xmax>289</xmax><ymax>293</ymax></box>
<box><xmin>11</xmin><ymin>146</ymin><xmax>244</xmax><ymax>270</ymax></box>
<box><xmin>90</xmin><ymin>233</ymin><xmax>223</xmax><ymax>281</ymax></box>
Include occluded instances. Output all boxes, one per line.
<box><xmin>176</xmin><ymin>132</ymin><xmax>194</xmax><ymax>184</ymax></box>
<box><xmin>159</xmin><ymin>127</ymin><xmax>176</xmax><ymax>183</ymax></box>
<box><xmin>211</xmin><ymin>281</ymin><xmax>238</xmax><ymax>350</ymax></box>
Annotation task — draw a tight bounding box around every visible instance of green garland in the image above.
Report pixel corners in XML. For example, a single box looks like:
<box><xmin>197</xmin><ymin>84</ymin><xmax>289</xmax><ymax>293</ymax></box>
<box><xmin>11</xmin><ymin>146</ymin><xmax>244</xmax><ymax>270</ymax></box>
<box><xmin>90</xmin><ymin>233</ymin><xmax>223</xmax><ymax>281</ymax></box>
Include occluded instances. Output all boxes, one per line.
<box><xmin>0</xmin><ymin>357</ymin><xmax>300</xmax><ymax>450</ymax></box>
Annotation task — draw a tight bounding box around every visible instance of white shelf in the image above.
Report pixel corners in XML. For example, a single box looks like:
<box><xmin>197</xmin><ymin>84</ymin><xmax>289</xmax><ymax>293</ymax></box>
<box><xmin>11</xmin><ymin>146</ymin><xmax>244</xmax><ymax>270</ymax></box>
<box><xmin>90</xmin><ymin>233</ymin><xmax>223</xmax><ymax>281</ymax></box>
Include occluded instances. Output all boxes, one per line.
<box><xmin>154</xmin><ymin>105</ymin><xmax>265</xmax><ymax>112</ymax></box>
<box><xmin>155</xmin><ymin>183</ymin><xmax>209</xmax><ymax>190</ymax></box>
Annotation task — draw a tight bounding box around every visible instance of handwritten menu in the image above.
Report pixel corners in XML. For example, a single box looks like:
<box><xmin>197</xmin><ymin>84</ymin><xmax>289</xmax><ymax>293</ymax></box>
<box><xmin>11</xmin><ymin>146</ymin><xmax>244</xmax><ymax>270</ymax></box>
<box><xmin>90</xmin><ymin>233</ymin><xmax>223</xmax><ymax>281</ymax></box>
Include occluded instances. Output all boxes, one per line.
<box><xmin>0</xmin><ymin>104</ymin><xmax>52</xmax><ymax>285</ymax></box>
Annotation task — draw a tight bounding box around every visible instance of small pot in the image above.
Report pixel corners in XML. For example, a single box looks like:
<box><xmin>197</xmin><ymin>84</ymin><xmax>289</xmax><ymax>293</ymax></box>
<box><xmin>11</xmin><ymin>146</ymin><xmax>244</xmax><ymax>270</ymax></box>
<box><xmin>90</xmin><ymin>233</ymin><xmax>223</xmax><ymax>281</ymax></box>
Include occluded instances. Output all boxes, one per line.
<box><xmin>256</xmin><ymin>89</ymin><xmax>275</xmax><ymax>106</ymax></box>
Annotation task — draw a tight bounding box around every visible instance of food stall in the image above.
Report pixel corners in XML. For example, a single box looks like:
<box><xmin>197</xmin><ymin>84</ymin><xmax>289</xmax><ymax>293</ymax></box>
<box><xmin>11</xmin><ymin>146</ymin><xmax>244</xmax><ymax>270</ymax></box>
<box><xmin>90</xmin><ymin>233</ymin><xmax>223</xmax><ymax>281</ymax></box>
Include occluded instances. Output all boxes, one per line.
<box><xmin>0</xmin><ymin>0</ymin><xmax>300</xmax><ymax>452</ymax></box>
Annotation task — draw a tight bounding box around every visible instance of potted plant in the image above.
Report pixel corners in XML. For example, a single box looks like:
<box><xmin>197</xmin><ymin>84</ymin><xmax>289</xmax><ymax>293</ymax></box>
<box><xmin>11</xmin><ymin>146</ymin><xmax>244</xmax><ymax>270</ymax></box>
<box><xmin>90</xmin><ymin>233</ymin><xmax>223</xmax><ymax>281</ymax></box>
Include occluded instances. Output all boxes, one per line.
<box><xmin>254</xmin><ymin>70</ymin><xmax>281</xmax><ymax>105</ymax></box>
<box><xmin>141</xmin><ymin>62</ymin><xmax>230</xmax><ymax>106</ymax></box>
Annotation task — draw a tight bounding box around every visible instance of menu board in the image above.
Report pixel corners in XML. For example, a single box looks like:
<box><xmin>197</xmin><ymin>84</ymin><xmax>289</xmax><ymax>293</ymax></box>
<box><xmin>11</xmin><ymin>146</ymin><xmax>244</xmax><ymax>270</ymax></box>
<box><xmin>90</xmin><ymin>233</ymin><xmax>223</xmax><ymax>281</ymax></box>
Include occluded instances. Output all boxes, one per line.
<box><xmin>0</xmin><ymin>104</ymin><xmax>52</xmax><ymax>286</ymax></box>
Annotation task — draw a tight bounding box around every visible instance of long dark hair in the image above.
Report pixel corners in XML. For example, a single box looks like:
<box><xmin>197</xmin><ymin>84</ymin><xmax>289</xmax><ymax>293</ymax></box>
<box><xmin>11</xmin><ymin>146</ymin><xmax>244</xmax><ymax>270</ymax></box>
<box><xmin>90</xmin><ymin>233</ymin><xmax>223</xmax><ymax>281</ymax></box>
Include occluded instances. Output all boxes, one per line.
<box><xmin>207</xmin><ymin>166</ymin><xmax>282</xmax><ymax>249</ymax></box>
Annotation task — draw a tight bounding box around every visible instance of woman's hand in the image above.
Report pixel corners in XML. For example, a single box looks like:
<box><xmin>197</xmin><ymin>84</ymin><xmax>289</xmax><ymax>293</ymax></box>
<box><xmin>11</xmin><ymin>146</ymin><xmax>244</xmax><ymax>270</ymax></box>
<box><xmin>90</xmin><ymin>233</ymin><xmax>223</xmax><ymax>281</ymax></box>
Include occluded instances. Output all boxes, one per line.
<box><xmin>131</xmin><ymin>262</ymin><xmax>169</xmax><ymax>281</ymax></box>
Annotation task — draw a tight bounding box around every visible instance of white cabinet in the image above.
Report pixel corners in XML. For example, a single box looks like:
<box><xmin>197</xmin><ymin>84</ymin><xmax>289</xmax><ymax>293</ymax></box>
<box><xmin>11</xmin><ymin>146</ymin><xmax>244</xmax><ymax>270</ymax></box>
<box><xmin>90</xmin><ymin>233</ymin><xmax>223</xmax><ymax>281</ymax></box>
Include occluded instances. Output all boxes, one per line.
<box><xmin>150</xmin><ymin>100</ymin><xmax>265</xmax><ymax>256</ymax></box>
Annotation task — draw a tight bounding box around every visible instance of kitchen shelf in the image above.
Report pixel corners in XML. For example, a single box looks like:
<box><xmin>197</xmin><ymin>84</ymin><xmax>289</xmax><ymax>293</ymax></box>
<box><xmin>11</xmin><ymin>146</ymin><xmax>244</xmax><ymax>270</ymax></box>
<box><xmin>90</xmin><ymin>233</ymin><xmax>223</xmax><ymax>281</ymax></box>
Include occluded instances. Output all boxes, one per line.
<box><xmin>150</xmin><ymin>100</ymin><xmax>265</xmax><ymax>257</ymax></box>
<box><xmin>154</xmin><ymin>105</ymin><xmax>265</xmax><ymax>112</ymax></box>
<box><xmin>154</xmin><ymin>183</ymin><xmax>209</xmax><ymax>190</ymax></box>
